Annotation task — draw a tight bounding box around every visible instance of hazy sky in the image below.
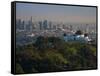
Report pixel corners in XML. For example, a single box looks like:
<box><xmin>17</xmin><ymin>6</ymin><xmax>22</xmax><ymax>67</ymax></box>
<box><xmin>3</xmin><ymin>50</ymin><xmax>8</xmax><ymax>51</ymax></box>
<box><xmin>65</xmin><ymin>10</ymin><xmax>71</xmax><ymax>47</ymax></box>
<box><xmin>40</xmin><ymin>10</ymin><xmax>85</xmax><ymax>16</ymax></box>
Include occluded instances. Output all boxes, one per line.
<box><xmin>16</xmin><ymin>3</ymin><xmax>96</xmax><ymax>24</ymax></box>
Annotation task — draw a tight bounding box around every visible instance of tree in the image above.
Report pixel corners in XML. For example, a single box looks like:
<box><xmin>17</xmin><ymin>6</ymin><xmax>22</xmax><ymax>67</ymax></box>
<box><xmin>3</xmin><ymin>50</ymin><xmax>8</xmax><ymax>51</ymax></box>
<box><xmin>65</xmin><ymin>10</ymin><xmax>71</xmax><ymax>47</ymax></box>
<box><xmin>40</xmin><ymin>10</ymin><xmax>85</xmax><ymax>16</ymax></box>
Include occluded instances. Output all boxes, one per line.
<box><xmin>34</xmin><ymin>36</ymin><xmax>46</xmax><ymax>50</ymax></box>
<box><xmin>16</xmin><ymin>63</ymin><xmax>24</xmax><ymax>74</ymax></box>
<box><xmin>75</xmin><ymin>30</ymin><xmax>83</xmax><ymax>35</ymax></box>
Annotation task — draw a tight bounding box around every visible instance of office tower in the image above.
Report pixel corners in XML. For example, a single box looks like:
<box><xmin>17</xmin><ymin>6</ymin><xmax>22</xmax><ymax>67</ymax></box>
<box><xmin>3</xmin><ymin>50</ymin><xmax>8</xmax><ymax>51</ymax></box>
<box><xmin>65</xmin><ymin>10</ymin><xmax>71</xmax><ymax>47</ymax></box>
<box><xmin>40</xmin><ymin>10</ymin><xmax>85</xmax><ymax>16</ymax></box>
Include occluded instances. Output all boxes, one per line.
<box><xmin>16</xmin><ymin>19</ymin><xmax>21</xmax><ymax>30</ymax></box>
<box><xmin>63</xmin><ymin>24</ymin><xmax>66</xmax><ymax>29</ymax></box>
<box><xmin>49</xmin><ymin>21</ymin><xmax>52</xmax><ymax>30</ymax></box>
<box><xmin>85</xmin><ymin>24</ymin><xmax>88</xmax><ymax>33</ymax></box>
<box><xmin>28</xmin><ymin>16</ymin><xmax>33</xmax><ymax>31</ymax></box>
<box><xmin>43</xmin><ymin>20</ymin><xmax>48</xmax><ymax>30</ymax></box>
<box><xmin>39</xmin><ymin>21</ymin><xmax>42</xmax><ymax>30</ymax></box>
<box><xmin>22</xmin><ymin>20</ymin><xmax>25</xmax><ymax>30</ymax></box>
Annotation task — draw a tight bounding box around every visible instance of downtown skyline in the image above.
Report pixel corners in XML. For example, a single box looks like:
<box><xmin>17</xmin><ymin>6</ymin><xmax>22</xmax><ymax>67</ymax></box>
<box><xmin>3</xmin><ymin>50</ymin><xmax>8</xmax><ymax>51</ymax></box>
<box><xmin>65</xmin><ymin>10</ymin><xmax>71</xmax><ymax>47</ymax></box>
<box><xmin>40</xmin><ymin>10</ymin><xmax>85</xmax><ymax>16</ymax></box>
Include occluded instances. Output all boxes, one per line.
<box><xmin>16</xmin><ymin>3</ymin><xmax>96</xmax><ymax>24</ymax></box>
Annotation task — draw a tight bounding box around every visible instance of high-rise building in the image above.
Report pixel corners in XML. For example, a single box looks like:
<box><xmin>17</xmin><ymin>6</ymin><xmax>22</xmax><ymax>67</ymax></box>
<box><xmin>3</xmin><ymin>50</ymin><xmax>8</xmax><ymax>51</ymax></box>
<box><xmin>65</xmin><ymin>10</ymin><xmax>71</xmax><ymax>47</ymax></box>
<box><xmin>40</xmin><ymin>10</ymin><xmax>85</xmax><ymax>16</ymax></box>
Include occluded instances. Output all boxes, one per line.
<box><xmin>21</xmin><ymin>20</ymin><xmax>25</xmax><ymax>30</ymax></box>
<box><xmin>49</xmin><ymin>21</ymin><xmax>52</xmax><ymax>30</ymax></box>
<box><xmin>39</xmin><ymin>21</ymin><xmax>43</xmax><ymax>30</ymax></box>
<box><xmin>16</xmin><ymin>19</ymin><xmax>21</xmax><ymax>30</ymax></box>
<box><xmin>28</xmin><ymin>16</ymin><xmax>33</xmax><ymax>31</ymax></box>
<box><xmin>43</xmin><ymin>20</ymin><xmax>48</xmax><ymax>30</ymax></box>
<box><xmin>63</xmin><ymin>24</ymin><xmax>66</xmax><ymax>29</ymax></box>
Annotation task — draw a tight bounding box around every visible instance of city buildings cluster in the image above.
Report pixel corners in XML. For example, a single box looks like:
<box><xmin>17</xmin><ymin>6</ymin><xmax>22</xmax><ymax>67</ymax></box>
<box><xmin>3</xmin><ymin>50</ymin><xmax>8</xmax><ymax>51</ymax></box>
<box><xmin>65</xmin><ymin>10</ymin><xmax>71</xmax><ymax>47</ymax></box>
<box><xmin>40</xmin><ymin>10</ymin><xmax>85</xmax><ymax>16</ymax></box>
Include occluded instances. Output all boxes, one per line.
<box><xmin>16</xmin><ymin>16</ymin><xmax>96</xmax><ymax>44</ymax></box>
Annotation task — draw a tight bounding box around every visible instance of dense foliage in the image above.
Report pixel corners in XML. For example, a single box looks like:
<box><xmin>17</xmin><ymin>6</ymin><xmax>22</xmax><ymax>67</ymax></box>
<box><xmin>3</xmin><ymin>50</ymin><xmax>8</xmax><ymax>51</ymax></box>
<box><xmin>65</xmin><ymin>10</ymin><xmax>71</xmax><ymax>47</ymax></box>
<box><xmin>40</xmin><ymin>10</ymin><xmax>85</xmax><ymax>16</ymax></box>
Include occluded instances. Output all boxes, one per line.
<box><xmin>16</xmin><ymin>36</ymin><xmax>97</xmax><ymax>74</ymax></box>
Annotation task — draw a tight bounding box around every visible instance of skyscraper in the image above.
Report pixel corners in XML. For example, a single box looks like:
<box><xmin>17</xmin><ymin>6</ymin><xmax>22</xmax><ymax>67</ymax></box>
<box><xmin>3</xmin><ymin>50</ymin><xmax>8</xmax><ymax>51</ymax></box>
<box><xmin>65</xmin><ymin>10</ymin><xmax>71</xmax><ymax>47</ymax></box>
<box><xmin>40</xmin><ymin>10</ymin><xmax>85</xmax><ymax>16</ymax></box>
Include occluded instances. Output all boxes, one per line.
<box><xmin>39</xmin><ymin>21</ymin><xmax>43</xmax><ymax>30</ymax></box>
<box><xmin>43</xmin><ymin>20</ymin><xmax>48</xmax><ymax>30</ymax></box>
<box><xmin>49</xmin><ymin>21</ymin><xmax>52</xmax><ymax>30</ymax></box>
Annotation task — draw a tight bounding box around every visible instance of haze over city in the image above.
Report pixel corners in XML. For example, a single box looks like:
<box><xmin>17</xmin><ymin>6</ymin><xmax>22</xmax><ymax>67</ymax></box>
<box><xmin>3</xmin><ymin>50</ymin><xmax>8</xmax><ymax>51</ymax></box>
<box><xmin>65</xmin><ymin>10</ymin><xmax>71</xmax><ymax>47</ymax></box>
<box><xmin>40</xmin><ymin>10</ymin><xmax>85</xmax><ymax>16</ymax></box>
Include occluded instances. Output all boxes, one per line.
<box><xmin>16</xmin><ymin>3</ymin><xmax>96</xmax><ymax>24</ymax></box>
